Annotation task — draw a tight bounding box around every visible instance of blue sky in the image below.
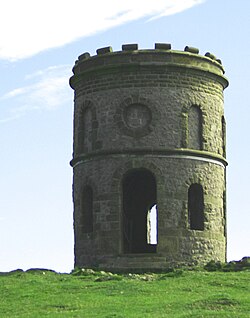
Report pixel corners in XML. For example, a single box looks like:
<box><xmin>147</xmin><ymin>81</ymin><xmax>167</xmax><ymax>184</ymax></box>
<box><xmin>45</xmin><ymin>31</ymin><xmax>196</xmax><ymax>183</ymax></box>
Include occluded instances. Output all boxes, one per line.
<box><xmin>0</xmin><ymin>0</ymin><xmax>249</xmax><ymax>272</ymax></box>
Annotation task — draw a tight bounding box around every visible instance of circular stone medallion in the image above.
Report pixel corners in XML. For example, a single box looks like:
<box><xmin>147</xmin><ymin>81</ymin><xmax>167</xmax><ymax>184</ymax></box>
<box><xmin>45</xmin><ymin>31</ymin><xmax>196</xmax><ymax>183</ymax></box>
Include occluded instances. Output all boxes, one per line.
<box><xmin>124</xmin><ymin>103</ymin><xmax>151</xmax><ymax>129</ymax></box>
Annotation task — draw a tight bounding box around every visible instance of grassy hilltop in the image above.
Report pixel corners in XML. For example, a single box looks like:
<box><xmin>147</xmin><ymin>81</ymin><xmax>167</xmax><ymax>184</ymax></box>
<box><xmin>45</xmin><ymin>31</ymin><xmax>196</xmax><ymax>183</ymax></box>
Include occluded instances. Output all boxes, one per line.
<box><xmin>0</xmin><ymin>265</ymin><xmax>249</xmax><ymax>318</ymax></box>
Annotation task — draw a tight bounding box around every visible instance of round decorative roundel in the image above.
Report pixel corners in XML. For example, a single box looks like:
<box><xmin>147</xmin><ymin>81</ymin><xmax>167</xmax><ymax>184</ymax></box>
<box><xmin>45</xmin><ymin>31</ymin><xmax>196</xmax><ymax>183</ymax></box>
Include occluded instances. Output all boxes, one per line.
<box><xmin>124</xmin><ymin>103</ymin><xmax>151</xmax><ymax>129</ymax></box>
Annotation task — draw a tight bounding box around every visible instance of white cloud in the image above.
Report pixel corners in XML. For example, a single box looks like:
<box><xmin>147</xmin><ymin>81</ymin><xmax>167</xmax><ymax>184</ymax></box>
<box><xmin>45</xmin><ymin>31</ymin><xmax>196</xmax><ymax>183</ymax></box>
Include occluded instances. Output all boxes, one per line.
<box><xmin>0</xmin><ymin>0</ymin><xmax>205</xmax><ymax>61</ymax></box>
<box><xmin>0</xmin><ymin>65</ymin><xmax>72</xmax><ymax>122</ymax></box>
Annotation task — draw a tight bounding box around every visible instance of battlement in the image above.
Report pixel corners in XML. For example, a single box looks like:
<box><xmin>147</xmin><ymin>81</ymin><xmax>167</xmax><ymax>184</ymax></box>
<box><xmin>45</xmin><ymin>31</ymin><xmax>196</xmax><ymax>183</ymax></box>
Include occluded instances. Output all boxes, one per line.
<box><xmin>76</xmin><ymin>43</ymin><xmax>222</xmax><ymax>63</ymax></box>
<box><xmin>71</xmin><ymin>43</ymin><xmax>228</xmax><ymax>89</ymax></box>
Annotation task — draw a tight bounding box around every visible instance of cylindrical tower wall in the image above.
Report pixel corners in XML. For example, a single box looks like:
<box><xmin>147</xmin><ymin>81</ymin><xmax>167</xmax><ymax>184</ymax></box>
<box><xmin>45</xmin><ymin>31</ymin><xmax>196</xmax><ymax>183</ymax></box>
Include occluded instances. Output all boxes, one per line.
<box><xmin>70</xmin><ymin>44</ymin><xmax>228</xmax><ymax>270</ymax></box>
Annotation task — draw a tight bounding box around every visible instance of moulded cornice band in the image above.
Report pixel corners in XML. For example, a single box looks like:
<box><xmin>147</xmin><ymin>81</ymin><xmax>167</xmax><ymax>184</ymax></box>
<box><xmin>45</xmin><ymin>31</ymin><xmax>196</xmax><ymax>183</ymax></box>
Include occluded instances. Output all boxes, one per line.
<box><xmin>70</xmin><ymin>62</ymin><xmax>229</xmax><ymax>90</ymax></box>
<box><xmin>70</xmin><ymin>148</ymin><xmax>227</xmax><ymax>168</ymax></box>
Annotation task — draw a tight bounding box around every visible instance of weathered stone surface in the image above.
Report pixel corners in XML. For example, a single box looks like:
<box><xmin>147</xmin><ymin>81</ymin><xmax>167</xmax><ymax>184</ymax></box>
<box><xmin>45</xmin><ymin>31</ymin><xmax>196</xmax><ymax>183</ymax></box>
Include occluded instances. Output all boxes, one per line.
<box><xmin>70</xmin><ymin>44</ymin><xmax>228</xmax><ymax>270</ymax></box>
<box><xmin>155</xmin><ymin>43</ymin><xmax>171</xmax><ymax>50</ymax></box>
<box><xmin>122</xmin><ymin>44</ymin><xmax>138</xmax><ymax>51</ymax></box>
<box><xmin>184</xmin><ymin>46</ymin><xmax>199</xmax><ymax>54</ymax></box>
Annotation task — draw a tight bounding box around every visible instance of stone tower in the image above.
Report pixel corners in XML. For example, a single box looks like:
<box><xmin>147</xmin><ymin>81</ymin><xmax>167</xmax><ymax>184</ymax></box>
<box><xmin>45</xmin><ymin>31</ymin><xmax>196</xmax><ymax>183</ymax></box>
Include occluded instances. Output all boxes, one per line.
<box><xmin>70</xmin><ymin>43</ymin><xmax>229</xmax><ymax>270</ymax></box>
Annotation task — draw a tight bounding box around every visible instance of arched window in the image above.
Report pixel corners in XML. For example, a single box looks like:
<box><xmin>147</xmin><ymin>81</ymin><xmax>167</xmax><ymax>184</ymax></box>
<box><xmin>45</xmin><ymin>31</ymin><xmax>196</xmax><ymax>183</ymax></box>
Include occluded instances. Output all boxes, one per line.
<box><xmin>188</xmin><ymin>106</ymin><xmax>202</xmax><ymax>150</ymax></box>
<box><xmin>188</xmin><ymin>183</ymin><xmax>204</xmax><ymax>230</ymax></box>
<box><xmin>81</xmin><ymin>186</ymin><xmax>93</xmax><ymax>233</ymax></box>
<box><xmin>122</xmin><ymin>169</ymin><xmax>157</xmax><ymax>253</ymax></box>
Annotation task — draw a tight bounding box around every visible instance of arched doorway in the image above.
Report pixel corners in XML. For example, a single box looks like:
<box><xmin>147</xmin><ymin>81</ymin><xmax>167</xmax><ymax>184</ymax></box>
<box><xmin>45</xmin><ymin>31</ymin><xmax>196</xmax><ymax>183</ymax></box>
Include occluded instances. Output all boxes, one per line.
<box><xmin>122</xmin><ymin>169</ymin><xmax>157</xmax><ymax>253</ymax></box>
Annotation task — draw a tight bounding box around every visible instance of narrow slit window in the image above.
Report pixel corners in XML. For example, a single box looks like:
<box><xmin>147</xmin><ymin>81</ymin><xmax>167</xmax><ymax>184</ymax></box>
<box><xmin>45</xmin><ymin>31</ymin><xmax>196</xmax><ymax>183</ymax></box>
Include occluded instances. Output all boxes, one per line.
<box><xmin>78</xmin><ymin>107</ymin><xmax>92</xmax><ymax>154</ymax></box>
<box><xmin>188</xmin><ymin>183</ymin><xmax>204</xmax><ymax>230</ymax></box>
<box><xmin>188</xmin><ymin>106</ymin><xmax>202</xmax><ymax>150</ymax></box>
<box><xmin>81</xmin><ymin>186</ymin><xmax>93</xmax><ymax>233</ymax></box>
<box><xmin>221</xmin><ymin>116</ymin><xmax>226</xmax><ymax>157</ymax></box>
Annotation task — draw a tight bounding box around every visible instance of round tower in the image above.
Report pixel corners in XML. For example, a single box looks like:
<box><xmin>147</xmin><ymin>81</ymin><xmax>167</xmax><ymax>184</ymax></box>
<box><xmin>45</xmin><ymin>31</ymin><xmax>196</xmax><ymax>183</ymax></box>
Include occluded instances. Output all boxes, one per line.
<box><xmin>70</xmin><ymin>43</ymin><xmax>229</xmax><ymax>270</ymax></box>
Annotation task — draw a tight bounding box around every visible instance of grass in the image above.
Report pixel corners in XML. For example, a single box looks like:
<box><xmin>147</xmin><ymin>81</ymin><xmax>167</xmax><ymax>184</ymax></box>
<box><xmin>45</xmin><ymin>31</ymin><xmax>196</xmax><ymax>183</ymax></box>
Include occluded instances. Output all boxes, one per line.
<box><xmin>0</xmin><ymin>268</ymin><xmax>249</xmax><ymax>317</ymax></box>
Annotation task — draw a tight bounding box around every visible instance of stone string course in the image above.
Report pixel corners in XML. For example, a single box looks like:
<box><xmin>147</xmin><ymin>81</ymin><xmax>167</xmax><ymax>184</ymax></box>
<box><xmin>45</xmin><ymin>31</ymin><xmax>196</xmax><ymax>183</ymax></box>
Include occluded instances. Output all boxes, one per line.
<box><xmin>70</xmin><ymin>43</ymin><xmax>229</xmax><ymax>270</ymax></box>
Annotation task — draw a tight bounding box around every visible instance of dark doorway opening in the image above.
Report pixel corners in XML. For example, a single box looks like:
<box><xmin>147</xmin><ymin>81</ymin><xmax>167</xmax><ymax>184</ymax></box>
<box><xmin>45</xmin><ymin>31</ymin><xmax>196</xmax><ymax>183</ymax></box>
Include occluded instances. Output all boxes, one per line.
<box><xmin>122</xmin><ymin>169</ymin><xmax>157</xmax><ymax>253</ymax></box>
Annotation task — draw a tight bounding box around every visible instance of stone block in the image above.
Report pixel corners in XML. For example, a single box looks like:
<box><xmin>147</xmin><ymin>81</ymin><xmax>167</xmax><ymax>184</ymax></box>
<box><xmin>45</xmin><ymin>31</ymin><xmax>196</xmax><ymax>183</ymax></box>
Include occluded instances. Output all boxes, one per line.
<box><xmin>96</xmin><ymin>46</ymin><xmax>113</xmax><ymax>55</ymax></box>
<box><xmin>122</xmin><ymin>44</ymin><xmax>138</xmax><ymax>51</ymax></box>
<box><xmin>155</xmin><ymin>43</ymin><xmax>171</xmax><ymax>50</ymax></box>
<box><xmin>184</xmin><ymin>46</ymin><xmax>199</xmax><ymax>54</ymax></box>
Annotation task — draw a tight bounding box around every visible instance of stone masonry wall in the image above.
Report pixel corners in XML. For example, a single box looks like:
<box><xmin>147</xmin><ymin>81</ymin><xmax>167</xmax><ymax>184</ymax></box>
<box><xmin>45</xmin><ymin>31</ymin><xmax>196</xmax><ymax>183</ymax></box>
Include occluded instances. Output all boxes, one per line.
<box><xmin>73</xmin><ymin>157</ymin><xmax>226</xmax><ymax>267</ymax></box>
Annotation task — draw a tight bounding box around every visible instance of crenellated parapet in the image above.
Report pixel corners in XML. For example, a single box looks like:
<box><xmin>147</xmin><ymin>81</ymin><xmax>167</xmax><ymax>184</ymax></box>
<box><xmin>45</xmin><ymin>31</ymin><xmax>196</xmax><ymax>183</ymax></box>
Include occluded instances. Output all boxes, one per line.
<box><xmin>70</xmin><ymin>43</ymin><xmax>228</xmax><ymax>91</ymax></box>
